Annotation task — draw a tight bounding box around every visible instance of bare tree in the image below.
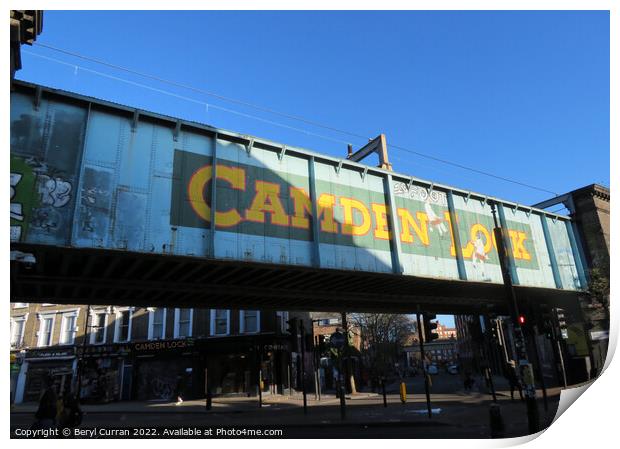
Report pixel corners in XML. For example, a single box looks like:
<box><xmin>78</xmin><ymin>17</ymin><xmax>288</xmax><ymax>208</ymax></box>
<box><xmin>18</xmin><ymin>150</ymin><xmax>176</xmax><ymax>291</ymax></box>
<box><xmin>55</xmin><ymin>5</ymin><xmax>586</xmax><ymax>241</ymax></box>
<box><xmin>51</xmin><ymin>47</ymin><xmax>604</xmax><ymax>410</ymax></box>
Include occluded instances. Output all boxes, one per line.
<box><xmin>350</xmin><ymin>313</ymin><xmax>415</xmax><ymax>389</ymax></box>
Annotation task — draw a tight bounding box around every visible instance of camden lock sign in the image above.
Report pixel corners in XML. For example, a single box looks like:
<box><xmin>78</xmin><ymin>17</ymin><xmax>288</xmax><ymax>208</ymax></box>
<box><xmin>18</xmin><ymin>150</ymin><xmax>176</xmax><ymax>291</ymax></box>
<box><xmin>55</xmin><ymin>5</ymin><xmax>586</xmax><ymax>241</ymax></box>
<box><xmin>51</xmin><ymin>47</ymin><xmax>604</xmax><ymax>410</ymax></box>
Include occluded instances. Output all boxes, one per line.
<box><xmin>133</xmin><ymin>338</ymin><xmax>195</xmax><ymax>353</ymax></box>
<box><xmin>171</xmin><ymin>150</ymin><xmax>538</xmax><ymax>270</ymax></box>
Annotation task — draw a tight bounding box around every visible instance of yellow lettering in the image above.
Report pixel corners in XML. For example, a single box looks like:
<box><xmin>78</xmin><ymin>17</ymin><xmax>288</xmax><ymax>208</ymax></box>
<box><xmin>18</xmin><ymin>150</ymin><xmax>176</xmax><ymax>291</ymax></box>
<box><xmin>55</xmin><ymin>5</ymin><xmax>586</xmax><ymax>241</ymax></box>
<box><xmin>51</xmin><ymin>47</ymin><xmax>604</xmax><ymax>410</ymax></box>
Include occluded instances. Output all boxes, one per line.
<box><xmin>317</xmin><ymin>194</ymin><xmax>338</xmax><ymax>233</ymax></box>
<box><xmin>340</xmin><ymin>197</ymin><xmax>372</xmax><ymax>236</ymax></box>
<box><xmin>245</xmin><ymin>181</ymin><xmax>289</xmax><ymax>226</ymax></box>
<box><xmin>397</xmin><ymin>208</ymin><xmax>429</xmax><ymax>245</ymax></box>
<box><xmin>187</xmin><ymin>164</ymin><xmax>245</xmax><ymax>227</ymax></box>
<box><xmin>290</xmin><ymin>188</ymin><xmax>312</xmax><ymax>229</ymax></box>
<box><xmin>444</xmin><ymin>211</ymin><xmax>458</xmax><ymax>256</ymax></box>
<box><xmin>214</xmin><ymin>166</ymin><xmax>245</xmax><ymax>227</ymax></box>
<box><xmin>509</xmin><ymin>230</ymin><xmax>532</xmax><ymax>260</ymax></box>
<box><xmin>187</xmin><ymin>165</ymin><xmax>213</xmax><ymax>222</ymax></box>
<box><xmin>372</xmin><ymin>204</ymin><xmax>390</xmax><ymax>240</ymax></box>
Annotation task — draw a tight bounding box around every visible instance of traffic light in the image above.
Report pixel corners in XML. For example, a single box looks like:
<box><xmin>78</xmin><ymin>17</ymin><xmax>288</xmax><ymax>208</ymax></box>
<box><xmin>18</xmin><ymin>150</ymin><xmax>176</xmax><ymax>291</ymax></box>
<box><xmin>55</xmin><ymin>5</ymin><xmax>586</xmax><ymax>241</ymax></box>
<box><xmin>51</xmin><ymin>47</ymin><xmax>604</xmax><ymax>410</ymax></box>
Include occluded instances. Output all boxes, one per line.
<box><xmin>468</xmin><ymin>319</ymin><xmax>484</xmax><ymax>343</ymax></box>
<box><xmin>489</xmin><ymin>320</ymin><xmax>499</xmax><ymax>343</ymax></box>
<box><xmin>517</xmin><ymin>314</ymin><xmax>526</xmax><ymax>326</ymax></box>
<box><xmin>423</xmin><ymin>314</ymin><xmax>439</xmax><ymax>342</ymax></box>
<box><xmin>286</xmin><ymin>318</ymin><xmax>299</xmax><ymax>352</ymax></box>
<box><xmin>555</xmin><ymin>308</ymin><xmax>568</xmax><ymax>339</ymax></box>
<box><xmin>286</xmin><ymin>317</ymin><xmax>299</xmax><ymax>335</ymax></box>
<box><xmin>539</xmin><ymin>304</ymin><xmax>554</xmax><ymax>339</ymax></box>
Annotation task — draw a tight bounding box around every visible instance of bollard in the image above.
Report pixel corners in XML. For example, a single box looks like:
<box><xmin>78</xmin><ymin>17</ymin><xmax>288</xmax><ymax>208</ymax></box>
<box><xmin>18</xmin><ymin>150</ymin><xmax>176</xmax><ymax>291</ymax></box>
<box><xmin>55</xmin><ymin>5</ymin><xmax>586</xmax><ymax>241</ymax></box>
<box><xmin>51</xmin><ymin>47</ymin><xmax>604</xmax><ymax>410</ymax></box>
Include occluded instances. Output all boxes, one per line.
<box><xmin>206</xmin><ymin>390</ymin><xmax>212</xmax><ymax>410</ymax></box>
<box><xmin>399</xmin><ymin>382</ymin><xmax>407</xmax><ymax>404</ymax></box>
<box><xmin>339</xmin><ymin>374</ymin><xmax>346</xmax><ymax>420</ymax></box>
<box><xmin>526</xmin><ymin>396</ymin><xmax>540</xmax><ymax>434</ymax></box>
<box><xmin>382</xmin><ymin>378</ymin><xmax>388</xmax><ymax>407</ymax></box>
<box><xmin>489</xmin><ymin>403</ymin><xmax>505</xmax><ymax>438</ymax></box>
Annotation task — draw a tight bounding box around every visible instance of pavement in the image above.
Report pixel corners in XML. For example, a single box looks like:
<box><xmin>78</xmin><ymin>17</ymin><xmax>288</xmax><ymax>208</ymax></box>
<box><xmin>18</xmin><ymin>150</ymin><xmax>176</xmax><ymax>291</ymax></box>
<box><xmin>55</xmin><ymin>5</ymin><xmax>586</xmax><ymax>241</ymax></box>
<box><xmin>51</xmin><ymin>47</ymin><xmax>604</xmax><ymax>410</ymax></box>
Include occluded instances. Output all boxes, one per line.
<box><xmin>10</xmin><ymin>374</ymin><xmax>564</xmax><ymax>438</ymax></box>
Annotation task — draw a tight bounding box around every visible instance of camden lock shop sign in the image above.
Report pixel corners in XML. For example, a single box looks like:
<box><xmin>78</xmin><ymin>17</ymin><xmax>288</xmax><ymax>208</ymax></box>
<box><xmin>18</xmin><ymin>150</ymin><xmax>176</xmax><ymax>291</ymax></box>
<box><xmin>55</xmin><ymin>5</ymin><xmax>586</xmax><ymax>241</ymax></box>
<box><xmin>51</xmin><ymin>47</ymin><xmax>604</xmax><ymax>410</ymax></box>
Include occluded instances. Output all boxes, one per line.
<box><xmin>133</xmin><ymin>338</ymin><xmax>196</xmax><ymax>353</ymax></box>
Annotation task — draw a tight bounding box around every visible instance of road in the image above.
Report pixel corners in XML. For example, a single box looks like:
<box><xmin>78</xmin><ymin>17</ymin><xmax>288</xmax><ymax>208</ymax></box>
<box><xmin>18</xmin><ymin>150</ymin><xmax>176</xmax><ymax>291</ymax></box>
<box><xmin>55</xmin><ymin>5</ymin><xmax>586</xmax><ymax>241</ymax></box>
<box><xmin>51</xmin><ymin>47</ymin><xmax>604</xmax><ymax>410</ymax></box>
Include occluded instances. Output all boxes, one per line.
<box><xmin>11</xmin><ymin>374</ymin><xmax>562</xmax><ymax>439</ymax></box>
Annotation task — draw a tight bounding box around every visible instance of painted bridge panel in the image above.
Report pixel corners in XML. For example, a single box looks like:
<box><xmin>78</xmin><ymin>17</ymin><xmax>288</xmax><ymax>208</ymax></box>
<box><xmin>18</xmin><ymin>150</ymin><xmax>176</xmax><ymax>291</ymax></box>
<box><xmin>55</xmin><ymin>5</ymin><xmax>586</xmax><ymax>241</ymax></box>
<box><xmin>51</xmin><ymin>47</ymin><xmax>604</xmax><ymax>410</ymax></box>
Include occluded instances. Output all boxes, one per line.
<box><xmin>9</xmin><ymin>85</ymin><xmax>585</xmax><ymax>292</ymax></box>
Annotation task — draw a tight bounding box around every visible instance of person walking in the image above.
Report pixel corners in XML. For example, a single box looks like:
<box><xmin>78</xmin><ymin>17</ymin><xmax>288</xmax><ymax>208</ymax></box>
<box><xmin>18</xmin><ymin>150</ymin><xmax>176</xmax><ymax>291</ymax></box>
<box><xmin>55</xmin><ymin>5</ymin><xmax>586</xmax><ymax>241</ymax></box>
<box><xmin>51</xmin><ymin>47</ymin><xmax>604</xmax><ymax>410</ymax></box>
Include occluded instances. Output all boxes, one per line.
<box><xmin>58</xmin><ymin>391</ymin><xmax>83</xmax><ymax>434</ymax></box>
<box><xmin>175</xmin><ymin>375</ymin><xmax>185</xmax><ymax>405</ymax></box>
<box><xmin>33</xmin><ymin>375</ymin><xmax>58</xmax><ymax>430</ymax></box>
<box><xmin>506</xmin><ymin>360</ymin><xmax>523</xmax><ymax>400</ymax></box>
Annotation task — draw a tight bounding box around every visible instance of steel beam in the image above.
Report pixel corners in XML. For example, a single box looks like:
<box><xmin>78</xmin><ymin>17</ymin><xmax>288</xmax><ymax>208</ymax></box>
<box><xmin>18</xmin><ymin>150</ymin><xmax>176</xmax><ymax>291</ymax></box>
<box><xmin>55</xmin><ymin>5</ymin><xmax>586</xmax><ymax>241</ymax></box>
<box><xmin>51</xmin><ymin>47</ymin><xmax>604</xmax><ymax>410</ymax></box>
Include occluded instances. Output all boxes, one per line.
<box><xmin>539</xmin><ymin>214</ymin><xmax>563</xmax><ymax>289</ymax></box>
<box><xmin>447</xmin><ymin>190</ymin><xmax>467</xmax><ymax>280</ymax></box>
<box><xmin>531</xmin><ymin>193</ymin><xmax>572</xmax><ymax>211</ymax></box>
<box><xmin>308</xmin><ymin>156</ymin><xmax>322</xmax><ymax>268</ymax></box>
<box><xmin>384</xmin><ymin>174</ymin><xmax>403</xmax><ymax>274</ymax></box>
<box><xmin>565</xmin><ymin>221</ymin><xmax>588</xmax><ymax>289</ymax></box>
<box><xmin>209</xmin><ymin>134</ymin><xmax>218</xmax><ymax>258</ymax></box>
<box><xmin>497</xmin><ymin>203</ymin><xmax>520</xmax><ymax>285</ymax></box>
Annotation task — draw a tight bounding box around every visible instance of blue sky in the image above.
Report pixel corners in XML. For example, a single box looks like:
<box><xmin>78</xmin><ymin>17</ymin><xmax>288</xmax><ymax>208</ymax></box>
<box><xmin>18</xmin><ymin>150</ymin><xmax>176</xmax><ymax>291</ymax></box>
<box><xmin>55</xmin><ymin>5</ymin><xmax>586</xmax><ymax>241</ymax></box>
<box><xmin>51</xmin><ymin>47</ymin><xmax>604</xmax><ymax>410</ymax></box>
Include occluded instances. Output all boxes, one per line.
<box><xmin>16</xmin><ymin>11</ymin><xmax>610</xmax><ymax>328</ymax></box>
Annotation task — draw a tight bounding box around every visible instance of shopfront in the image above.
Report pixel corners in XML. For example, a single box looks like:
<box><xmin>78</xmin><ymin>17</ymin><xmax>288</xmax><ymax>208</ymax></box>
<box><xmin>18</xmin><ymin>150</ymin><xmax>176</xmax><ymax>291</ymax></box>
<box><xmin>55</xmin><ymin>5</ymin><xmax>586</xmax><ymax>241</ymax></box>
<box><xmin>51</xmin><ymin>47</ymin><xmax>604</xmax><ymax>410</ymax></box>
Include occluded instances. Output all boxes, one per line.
<box><xmin>10</xmin><ymin>352</ymin><xmax>23</xmax><ymax>404</ymax></box>
<box><xmin>19</xmin><ymin>347</ymin><xmax>76</xmax><ymax>403</ymax></box>
<box><xmin>132</xmin><ymin>338</ymin><xmax>198</xmax><ymax>401</ymax></box>
<box><xmin>78</xmin><ymin>344</ymin><xmax>131</xmax><ymax>403</ymax></box>
<box><xmin>199</xmin><ymin>337</ymin><xmax>292</xmax><ymax>397</ymax></box>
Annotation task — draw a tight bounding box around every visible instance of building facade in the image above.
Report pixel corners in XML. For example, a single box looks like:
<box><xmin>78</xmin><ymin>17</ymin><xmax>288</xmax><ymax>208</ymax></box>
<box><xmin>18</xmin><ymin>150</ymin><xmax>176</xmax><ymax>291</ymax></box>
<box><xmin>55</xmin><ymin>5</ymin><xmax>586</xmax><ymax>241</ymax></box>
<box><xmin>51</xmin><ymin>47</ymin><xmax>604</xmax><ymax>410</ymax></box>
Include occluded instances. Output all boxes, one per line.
<box><xmin>404</xmin><ymin>338</ymin><xmax>458</xmax><ymax>369</ymax></box>
<box><xmin>310</xmin><ymin>312</ymin><xmax>362</xmax><ymax>392</ymax></box>
<box><xmin>10</xmin><ymin>303</ymin><xmax>310</xmax><ymax>404</ymax></box>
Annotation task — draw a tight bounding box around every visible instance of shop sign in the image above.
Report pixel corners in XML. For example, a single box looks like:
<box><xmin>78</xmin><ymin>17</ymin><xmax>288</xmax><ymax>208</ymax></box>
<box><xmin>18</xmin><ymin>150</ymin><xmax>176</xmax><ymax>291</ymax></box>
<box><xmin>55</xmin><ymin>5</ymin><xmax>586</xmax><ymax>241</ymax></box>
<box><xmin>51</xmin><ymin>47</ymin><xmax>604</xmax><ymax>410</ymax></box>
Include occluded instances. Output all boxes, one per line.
<box><xmin>133</xmin><ymin>338</ymin><xmax>195</xmax><ymax>353</ymax></box>
<box><xmin>254</xmin><ymin>343</ymin><xmax>289</xmax><ymax>352</ymax></box>
<box><xmin>26</xmin><ymin>347</ymin><xmax>75</xmax><ymax>359</ymax></box>
<box><xmin>78</xmin><ymin>344</ymin><xmax>132</xmax><ymax>358</ymax></box>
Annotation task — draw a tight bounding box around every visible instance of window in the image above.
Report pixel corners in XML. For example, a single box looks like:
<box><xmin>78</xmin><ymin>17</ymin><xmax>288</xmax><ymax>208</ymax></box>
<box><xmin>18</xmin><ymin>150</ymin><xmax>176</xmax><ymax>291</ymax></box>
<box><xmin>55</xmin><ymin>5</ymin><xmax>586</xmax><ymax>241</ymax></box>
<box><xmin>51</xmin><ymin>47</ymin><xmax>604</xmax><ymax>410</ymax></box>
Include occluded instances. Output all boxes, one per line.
<box><xmin>10</xmin><ymin>315</ymin><xmax>28</xmax><ymax>348</ymax></box>
<box><xmin>37</xmin><ymin>314</ymin><xmax>55</xmax><ymax>347</ymax></box>
<box><xmin>210</xmin><ymin>310</ymin><xmax>230</xmax><ymax>336</ymax></box>
<box><xmin>240</xmin><ymin>310</ymin><xmax>260</xmax><ymax>334</ymax></box>
<box><xmin>114</xmin><ymin>308</ymin><xmax>133</xmax><ymax>342</ymax></box>
<box><xmin>174</xmin><ymin>308</ymin><xmax>193</xmax><ymax>338</ymax></box>
<box><xmin>12</xmin><ymin>303</ymin><xmax>28</xmax><ymax>309</ymax></box>
<box><xmin>148</xmin><ymin>308</ymin><xmax>166</xmax><ymax>340</ymax></box>
<box><xmin>90</xmin><ymin>311</ymin><xmax>108</xmax><ymax>344</ymax></box>
<box><xmin>59</xmin><ymin>311</ymin><xmax>78</xmax><ymax>345</ymax></box>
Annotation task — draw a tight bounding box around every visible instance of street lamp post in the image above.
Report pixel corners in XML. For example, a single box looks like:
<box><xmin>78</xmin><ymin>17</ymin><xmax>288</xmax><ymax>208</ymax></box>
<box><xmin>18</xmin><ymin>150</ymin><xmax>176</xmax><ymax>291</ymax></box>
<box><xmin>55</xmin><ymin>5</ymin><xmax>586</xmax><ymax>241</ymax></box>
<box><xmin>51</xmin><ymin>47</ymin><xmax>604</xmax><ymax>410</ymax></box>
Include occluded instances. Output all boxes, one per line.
<box><xmin>490</xmin><ymin>202</ymin><xmax>539</xmax><ymax>434</ymax></box>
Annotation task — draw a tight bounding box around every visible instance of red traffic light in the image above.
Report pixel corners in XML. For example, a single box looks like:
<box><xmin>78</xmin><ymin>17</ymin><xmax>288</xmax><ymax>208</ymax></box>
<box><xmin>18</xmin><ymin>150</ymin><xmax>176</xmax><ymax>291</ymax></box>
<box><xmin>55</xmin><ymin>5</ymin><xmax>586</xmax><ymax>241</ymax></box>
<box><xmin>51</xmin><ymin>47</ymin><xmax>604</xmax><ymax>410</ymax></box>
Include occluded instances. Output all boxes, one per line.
<box><xmin>518</xmin><ymin>315</ymin><xmax>526</xmax><ymax>325</ymax></box>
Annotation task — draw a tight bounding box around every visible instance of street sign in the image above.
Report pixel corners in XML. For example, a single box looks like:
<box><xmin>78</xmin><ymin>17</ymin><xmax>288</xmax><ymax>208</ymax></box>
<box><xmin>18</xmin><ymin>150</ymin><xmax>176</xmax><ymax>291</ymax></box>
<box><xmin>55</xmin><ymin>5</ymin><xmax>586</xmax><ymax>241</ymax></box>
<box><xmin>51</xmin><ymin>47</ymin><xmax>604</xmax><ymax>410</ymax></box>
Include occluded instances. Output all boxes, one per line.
<box><xmin>330</xmin><ymin>331</ymin><xmax>346</xmax><ymax>348</ymax></box>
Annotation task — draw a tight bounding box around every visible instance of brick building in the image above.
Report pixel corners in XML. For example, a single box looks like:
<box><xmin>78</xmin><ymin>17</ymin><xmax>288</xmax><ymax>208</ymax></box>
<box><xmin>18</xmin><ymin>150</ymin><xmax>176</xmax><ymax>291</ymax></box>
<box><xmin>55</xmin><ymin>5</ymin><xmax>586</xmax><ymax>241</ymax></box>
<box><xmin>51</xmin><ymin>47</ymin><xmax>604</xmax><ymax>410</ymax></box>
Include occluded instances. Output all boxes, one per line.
<box><xmin>10</xmin><ymin>302</ymin><xmax>310</xmax><ymax>404</ymax></box>
<box><xmin>533</xmin><ymin>183</ymin><xmax>610</xmax><ymax>378</ymax></box>
<box><xmin>310</xmin><ymin>313</ymin><xmax>362</xmax><ymax>392</ymax></box>
<box><xmin>436</xmin><ymin>322</ymin><xmax>457</xmax><ymax>340</ymax></box>
<box><xmin>401</xmin><ymin>320</ymin><xmax>457</xmax><ymax>369</ymax></box>
<box><xmin>403</xmin><ymin>338</ymin><xmax>458</xmax><ymax>369</ymax></box>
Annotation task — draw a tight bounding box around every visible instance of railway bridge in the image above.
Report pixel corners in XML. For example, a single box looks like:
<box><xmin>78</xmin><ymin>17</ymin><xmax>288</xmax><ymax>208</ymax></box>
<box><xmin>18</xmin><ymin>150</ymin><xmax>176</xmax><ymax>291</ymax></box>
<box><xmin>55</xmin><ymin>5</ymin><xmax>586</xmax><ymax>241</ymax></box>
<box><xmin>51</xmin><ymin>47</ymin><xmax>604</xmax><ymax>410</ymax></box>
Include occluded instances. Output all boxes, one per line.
<box><xmin>10</xmin><ymin>81</ymin><xmax>588</xmax><ymax>317</ymax></box>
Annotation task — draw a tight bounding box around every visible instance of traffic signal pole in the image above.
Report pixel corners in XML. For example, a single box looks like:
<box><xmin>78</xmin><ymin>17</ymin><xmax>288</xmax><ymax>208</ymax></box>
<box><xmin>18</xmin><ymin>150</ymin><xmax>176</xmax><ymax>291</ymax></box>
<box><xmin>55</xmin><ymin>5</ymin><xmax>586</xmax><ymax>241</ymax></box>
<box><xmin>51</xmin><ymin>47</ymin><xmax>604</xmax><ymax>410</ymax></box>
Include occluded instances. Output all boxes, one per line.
<box><xmin>482</xmin><ymin>313</ymin><xmax>497</xmax><ymax>403</ymax></box>
<box><xmin>490</xmin><ymin>203</ymin><xmax>540</xmax><ymax>434</ymax></box>
<box><xmin>300</xmin><ymin>320</ymin><xmax>308</xmax><ymax>414</ymax></box>
<box><xmin>528</xmin><ymin>303</ymin><xmax>549</xmax><ymax>411</ymax></box>
<box><xmin>416</xmin><ymin>311</ymin><xmax>432</xmax><ymax>419</ymax></box>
